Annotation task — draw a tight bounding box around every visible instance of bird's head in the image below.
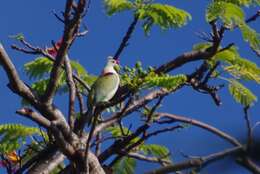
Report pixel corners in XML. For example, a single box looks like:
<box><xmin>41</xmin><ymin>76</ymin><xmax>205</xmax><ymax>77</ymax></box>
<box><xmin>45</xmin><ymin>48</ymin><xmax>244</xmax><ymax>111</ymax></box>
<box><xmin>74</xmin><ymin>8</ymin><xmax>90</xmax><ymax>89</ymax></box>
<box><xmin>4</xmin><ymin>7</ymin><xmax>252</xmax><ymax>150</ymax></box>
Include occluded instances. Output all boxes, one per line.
<box><xmin>106</xmin><ymin>56</ymin><xmax>120</xmax><ymax>72</ymax></box>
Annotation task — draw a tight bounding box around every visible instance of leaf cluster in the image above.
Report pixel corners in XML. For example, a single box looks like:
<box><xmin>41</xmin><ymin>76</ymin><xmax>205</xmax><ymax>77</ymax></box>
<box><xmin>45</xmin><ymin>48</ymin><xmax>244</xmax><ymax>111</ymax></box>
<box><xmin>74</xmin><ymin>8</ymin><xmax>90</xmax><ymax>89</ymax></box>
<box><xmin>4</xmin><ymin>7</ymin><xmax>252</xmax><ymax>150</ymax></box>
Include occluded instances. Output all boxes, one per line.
<box><xmin>206</xmin><ymin>1</ymin><xmax>260</xmax><ymax>53</ymax></box>
<box><xmin>0</xmin><ymin>124</ymin><xmax>46</xmax><ymax>154</ymax></box>
<box><xmin>194</xmin><ymin>43</ymin><xmax>259</xmax><ymax>106</ymax></box>
<box><xmin>104</xmin><ymin>0</ymin><xmax>191</xmax><ymax>34</ymax></box>
<box><xmin>23</xmin><ymin>57</ymin><xmax>96</xmax><ymax>99</ymax></box>
<box><xmin>121</xmin><ymin>61</ymin><xmax>187</xmax><ymax>91</ymax></box>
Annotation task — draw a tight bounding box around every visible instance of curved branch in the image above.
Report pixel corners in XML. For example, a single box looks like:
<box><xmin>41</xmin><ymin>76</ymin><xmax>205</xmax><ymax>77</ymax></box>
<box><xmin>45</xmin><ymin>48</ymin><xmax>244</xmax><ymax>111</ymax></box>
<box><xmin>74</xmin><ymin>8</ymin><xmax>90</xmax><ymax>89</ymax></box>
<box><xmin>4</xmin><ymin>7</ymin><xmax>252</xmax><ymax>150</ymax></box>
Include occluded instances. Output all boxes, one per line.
<box><xmin>156</xmin><ymin>112</ymin><xmax>241</xmax><ymax>146</ymax></box>
<box><xmin>42</xmin><ymin>0</ymin><xmax>87</xmax><ymax>104</ymax></box>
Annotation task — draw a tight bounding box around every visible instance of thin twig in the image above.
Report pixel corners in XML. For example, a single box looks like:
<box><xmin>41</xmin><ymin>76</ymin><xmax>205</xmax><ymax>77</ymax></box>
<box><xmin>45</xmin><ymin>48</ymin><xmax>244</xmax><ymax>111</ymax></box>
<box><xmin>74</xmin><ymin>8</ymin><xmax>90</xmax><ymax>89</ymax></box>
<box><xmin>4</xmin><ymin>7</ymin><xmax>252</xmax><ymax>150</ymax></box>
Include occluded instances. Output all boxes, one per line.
<box><xmin>145</xmin><ymin>146</ymin><xmax>243</xmax><ymax>174</ymax></box>
<box><xmin>156</xmin><ymin>112</ymin><xmax>241</xmax><ymax>146</ymax></box>
<box><xmin>243</xmin><ymin>106</ymin><xmax>253</xmax><ymax>151</ymax></box>
<box><xmin>113</xmin><ymin>16</ymin><xmax>139</xmax><ymax>60</ymax></box>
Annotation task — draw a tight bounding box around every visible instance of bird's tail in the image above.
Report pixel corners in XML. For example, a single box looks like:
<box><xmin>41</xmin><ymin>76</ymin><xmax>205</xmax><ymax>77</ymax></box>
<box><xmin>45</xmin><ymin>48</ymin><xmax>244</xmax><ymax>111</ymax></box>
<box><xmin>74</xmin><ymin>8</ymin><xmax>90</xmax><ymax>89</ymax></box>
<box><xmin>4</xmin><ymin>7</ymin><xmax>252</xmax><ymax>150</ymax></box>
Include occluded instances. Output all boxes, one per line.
<box><xmin>74</xmin><ymin>107</ymin><xmax>95</xmax><ymax>135</ymax></box>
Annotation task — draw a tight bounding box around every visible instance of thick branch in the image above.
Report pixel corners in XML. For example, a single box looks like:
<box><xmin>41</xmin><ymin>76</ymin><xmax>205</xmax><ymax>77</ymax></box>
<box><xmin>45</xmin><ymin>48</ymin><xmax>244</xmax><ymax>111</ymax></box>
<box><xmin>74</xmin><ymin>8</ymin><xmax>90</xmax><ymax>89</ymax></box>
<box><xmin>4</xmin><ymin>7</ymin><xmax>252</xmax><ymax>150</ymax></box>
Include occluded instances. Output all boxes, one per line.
<box><xmin>0</xmin><ymin>44</ymin><xmax>37</xmax><ymax>105</ymax></box>
<box><xmin>27</xmin><ymin>151</ymin><xmax>65</xmax><ymax>174</ymax></box>
<box><xmin>15</xmin><ymin>145</ymin><xmax>59</xmax><ymax>174</ymax></box>
<box><xmin>42</xmin><ymin>0</ymin><xmax>86</xmax><ymax>104</ymax></box>
<box><xmin>64</xmin><ymin>54</ymin><xmax>77</xmax><ymax>128</ymax></box>
<box><xmin>16</xmin><ymin>108</ymin><xmax>51</xmax><ymax>128</ymax></box>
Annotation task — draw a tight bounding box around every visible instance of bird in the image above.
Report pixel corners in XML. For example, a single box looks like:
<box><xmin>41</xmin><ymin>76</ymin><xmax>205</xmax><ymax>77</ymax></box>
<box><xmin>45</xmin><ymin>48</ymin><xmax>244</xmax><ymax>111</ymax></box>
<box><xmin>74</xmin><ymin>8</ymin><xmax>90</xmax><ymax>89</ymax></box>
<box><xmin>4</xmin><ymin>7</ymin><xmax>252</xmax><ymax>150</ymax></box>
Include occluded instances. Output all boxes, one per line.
<box><xmin>78</xmin><ymin>57</ymin><xmax>120</xmax><ymax>130</ymax></box>
<box><xmin>87</xmin><ymin>56</ymin><xmax>120</xmax><ymax>112</ymax></box>
<box><xmin>75</xmin><ymin>56</ymin><xmax>120</xmax><ymax>135</ymax></box>
<box><xmin>83</xmin><ymin>57</ymin><xmax>120</xmax><ymax>149</ymax></box>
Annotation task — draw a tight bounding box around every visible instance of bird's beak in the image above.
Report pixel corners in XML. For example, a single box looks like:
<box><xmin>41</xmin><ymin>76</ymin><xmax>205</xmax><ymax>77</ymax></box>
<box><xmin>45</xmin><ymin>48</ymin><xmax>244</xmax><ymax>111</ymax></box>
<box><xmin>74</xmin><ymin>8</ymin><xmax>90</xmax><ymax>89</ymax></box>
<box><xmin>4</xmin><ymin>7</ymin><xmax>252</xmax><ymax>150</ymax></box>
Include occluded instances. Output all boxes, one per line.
<box><xmin>115</xmin><ymin>59</ymin><xmax>120</xmax><ymax>65</ymax></box>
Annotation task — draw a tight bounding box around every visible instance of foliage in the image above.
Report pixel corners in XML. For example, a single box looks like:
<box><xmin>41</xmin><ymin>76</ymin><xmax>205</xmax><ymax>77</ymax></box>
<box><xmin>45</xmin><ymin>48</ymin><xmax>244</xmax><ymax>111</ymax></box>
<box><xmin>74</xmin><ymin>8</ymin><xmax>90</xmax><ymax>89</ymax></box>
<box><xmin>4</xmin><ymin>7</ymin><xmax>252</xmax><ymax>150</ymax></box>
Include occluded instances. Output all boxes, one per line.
<box><xmin>214</xmin><ymin>0</ymin><xmax>260</xmax><ymax>6</ymax></box>
<box><xmin>144</xmin><ymin>73</ymin><xmax>187</xmax><ymax>90</ymax></box>
<box><xmin>104</xmin><ymin>0</ymin><xmax>133</xmax><ymax>16</ymax></box>
<box><xmin>121</xmin><ymin>61</ymin><xmax>187</xmax><ymax>91</ymax></box>
<box><xmin>137</xmin><ymin>3</ymin><xmax>191</xmax><ymax>34</ymax></box>
<box><xmin>216</xmin><ymin>47</ymin><xmax>260</xmax><ymax>83</ymax></box>
<box><xmin>106</xmin><ymin>126</ymin><xmax>140</xmax><ymax>145</ymax></box>
<box><xmin>239</xmin><ymin>23</ymin><xmax>260</xmax><ymax>54</ymax></box>
<box><xmin>228</xmin><ymin>78</ymin><xmax>257</xmax><ymax>106</ymax></box>
<box><xmin>194</xmin><ymin>44</ymin><xmax>260</xmax><ymax>83</ymax></box>
<box><xmin>206</xmin><ymin>1</ymin><xmax>244</xmax><ymax>28</ymax></box>
<box><xmin>139</xmin><ymin>144</ymin><xmax>170</xmax><ymax>159</ymax></box>
<box><xmin>23</xmin><ymin>57</ymin><xmax>96</xmax><ymax>97</ymax></box>
<box><xmin>113</xmin><ymin>157</ymin><xmax>136</xmax><ymax>174</ymax></box>
<box><xmin>1</xmin><ymin>1</ymin><xmax>260</xmax><ymax>173</ymax></box>
<box><xmin>0</xmin><ymin>124</ymin><xmax>47</xmax><ymax>153</ymax></box>
<box><xmin>193</xmin><ymin>43</ymin><xmax>259</xmax><ymax>106</ymax></box>
<box><xmin>104</xmin><ymin>0</ymin><xmax>191</xmax><ymax>34</ymax></box>
<box><xmin>24</xmin><ymin>57</ymin><xmax>53</xmax><ymax>80</ymax></box>
<box><xmin>206</xmin><ymin>1</ymin><xmax>260</xmax><ymax>53</ymax></box>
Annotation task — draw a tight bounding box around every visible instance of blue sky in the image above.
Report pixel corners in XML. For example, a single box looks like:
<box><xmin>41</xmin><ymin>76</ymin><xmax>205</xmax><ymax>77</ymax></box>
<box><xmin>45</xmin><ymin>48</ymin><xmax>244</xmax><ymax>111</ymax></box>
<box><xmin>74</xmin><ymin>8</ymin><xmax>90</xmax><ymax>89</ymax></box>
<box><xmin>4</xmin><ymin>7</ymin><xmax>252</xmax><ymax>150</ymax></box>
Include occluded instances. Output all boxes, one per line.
<box><xmin>0</xmin><ymin>0</ymin><xmax>260</xmax><ymax>173</ymax></box>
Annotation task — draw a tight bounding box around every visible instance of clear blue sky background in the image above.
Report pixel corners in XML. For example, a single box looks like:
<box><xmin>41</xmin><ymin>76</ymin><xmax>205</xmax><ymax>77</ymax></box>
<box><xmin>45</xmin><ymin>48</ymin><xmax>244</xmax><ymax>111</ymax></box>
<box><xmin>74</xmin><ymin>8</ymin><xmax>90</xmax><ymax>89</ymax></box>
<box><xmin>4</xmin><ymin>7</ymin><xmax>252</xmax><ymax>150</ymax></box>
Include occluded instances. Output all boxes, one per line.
<box><xmin>0</xmin><ymin>1</ymin><xmax>259</xmax><ymax>174</ymax></box>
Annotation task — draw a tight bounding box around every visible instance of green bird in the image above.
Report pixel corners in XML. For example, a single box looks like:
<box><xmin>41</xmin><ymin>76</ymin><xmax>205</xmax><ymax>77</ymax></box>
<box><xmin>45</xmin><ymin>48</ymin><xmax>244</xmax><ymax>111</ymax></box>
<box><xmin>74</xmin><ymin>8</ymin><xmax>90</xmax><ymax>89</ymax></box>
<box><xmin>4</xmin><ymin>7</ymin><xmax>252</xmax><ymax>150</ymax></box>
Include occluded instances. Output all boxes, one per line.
<box><xmin>87</xmin><ymin>56</ymin><xmax>120</xmax><ymax>110</ymax></box>
<box><xmin>87</xmin><ymin>56</ymin><xmax>120</xmax><ymax>125</ymax></box>
<box><xmin>75</xmin><ymin>57</ymin><xmax>120</xmax><ymax>133</ymax></box>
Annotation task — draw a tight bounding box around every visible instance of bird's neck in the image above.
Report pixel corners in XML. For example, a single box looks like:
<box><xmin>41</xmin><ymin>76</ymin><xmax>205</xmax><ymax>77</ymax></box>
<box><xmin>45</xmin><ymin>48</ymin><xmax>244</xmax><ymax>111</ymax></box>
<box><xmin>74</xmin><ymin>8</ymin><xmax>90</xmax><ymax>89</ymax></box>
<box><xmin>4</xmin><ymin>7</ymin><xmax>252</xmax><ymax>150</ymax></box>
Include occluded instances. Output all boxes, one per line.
<box><xmin>101</xmin><ymin>65</ymin><xmax>117</xmax><ymax>76</ymax></box>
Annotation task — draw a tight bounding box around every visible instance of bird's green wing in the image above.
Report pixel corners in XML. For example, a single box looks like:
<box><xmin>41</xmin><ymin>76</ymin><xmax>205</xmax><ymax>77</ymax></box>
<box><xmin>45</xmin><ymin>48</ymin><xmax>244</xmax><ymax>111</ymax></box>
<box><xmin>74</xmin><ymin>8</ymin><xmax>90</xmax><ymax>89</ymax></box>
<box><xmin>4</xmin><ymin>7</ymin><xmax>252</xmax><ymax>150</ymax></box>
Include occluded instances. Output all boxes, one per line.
<box><xmin>88</xmin><ymin>74</ymin><xmax>119</xmax><ymax>106</ymax></box>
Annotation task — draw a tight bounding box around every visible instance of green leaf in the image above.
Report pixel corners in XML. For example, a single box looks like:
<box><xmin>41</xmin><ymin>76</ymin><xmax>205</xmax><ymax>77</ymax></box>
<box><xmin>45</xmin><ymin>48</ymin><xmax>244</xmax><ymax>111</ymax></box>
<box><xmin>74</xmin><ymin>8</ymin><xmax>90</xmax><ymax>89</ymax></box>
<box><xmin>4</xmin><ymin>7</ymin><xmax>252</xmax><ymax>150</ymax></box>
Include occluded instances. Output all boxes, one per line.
<box><xmin>214</xmin><ymin>0</ymin><xmax>260</xmax><ymax>6</ymax></box>
<box><xmin>144</xmin><ymin>73</ymin><xmax>187</xmax><ymax>90</ymax></box>
<box><xmin>24</xmin><ymin>57</ymin><xmax>90</xmax><ymax>80</ymax></box>
<box><xmin>206</xmin><ymin>1</ymin><xmax>244</xmax><ymax>28</ymax></box>
<box><xmin>23</xmin><ymin>57</ymin><xmax>94</xmax><ymax>97</ymax></box>
<box><xmin>206</xmin><ymin>1</ymin><xmax>259</xmax><ymax>53</ymax></box>
<box><xmin>81</xmin><ymin>73</ymin><xmax>97</xmax><ymax>87</ymax></box>
<box><xmin>137</xmin><ymin>3</ymin><xmax>191</xmax><ymax>34</ymax></box>
<box><xmin>106</xmin><ymin>126</ymin><xmax>140</xmax><ymax>145</ymax></box>
<box><xmin>0</xmin><ymin>124</ymin><xmax>47</xmax><ymax>153</ymax></box>
<box><xmin>104</xmin><ymin>0</ymin><xmax>133</xmax><ymax>16</ymax></box>
<box><xmin>24</xmin><ymin>57</ymin><xmax>53</xmax><ymax>80</ymax></box>
<box><xmin>192</xmin><ymin>42</ymin><xmax>212</xmax><ymax>51</ymax></box>
<box><xmin>140</xmin><ymin>144</ymin><xmax>170</xmax><ymax>159</ymax></box>
<box><xmin>215</xmin><ymin>47</ymin><xmax>260</xmax><ymax>83</ymax></box>
<box><xmin>113</xmin><ymin>157</ymin><xmax>136</xmax><ymax>174</ymax></box>
<box><xmin>71</xmin><ymin>60</ymin><xmax>88</xmax><ymax>77</ymax></box>
<box><xmin>239</xmin><ymin>23</ymin><xmax>260</xmax><ymax>55</ymax></box>
<box><xmin>228</xmin><ymin>79</ymin><xmax>257</xmax><ymax>106</ymax></box>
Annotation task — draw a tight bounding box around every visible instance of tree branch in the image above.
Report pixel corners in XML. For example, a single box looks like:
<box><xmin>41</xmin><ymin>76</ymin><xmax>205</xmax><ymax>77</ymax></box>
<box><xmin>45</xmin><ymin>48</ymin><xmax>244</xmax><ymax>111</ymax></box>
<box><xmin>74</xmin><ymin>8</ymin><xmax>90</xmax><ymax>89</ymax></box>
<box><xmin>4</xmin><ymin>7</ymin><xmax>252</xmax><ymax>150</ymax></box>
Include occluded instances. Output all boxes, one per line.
<box><xmin>243</xmin><ymin>107</ymin><xmax>253</xmax><ymax>151</ymax></box>
<box><xmin>156</xmin><ymin>112</ymin><xmax>241</xmax><ymax>146</ymax></box>
<box><xmin>64</xmin><ymin>54</ymin><xmax>77</xmax><ymax>129</ymax></box>
<box><xmin>127</xmin><ymin>152</ymin><xmax>171</xmax><ymax>166</ymax></box>
<box><xmin>0</xmin><ymin>43</ymin><xmax>37</xmax><ymax>105</ymax></box>
<box><xmin>113</xmin><ymin>16</ymin><xmax>139</xmax><ymax>60</ymax></box>
<box><xmin>11</xmin><ymin>41</ymin><xmax>91</xmax><ymax>92</ymax></box>
<box><xmin>16</xmin><ymin>108</ymin><xmax>51</xmax><ymax>128</ymax></box>
<box><xmin>27</xmin><ymin>151</ymin><xmax>65</xmax><ymax>174</ymax></box>
<box><xmin>42</xmin><ymin>0</ymin><xmax>86</xmax><ymax>104</ymax></box>
<box><xmin>145</xmin><ymin>146</ymin><xmax>242</xmax><ymax>174</ymax></box>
